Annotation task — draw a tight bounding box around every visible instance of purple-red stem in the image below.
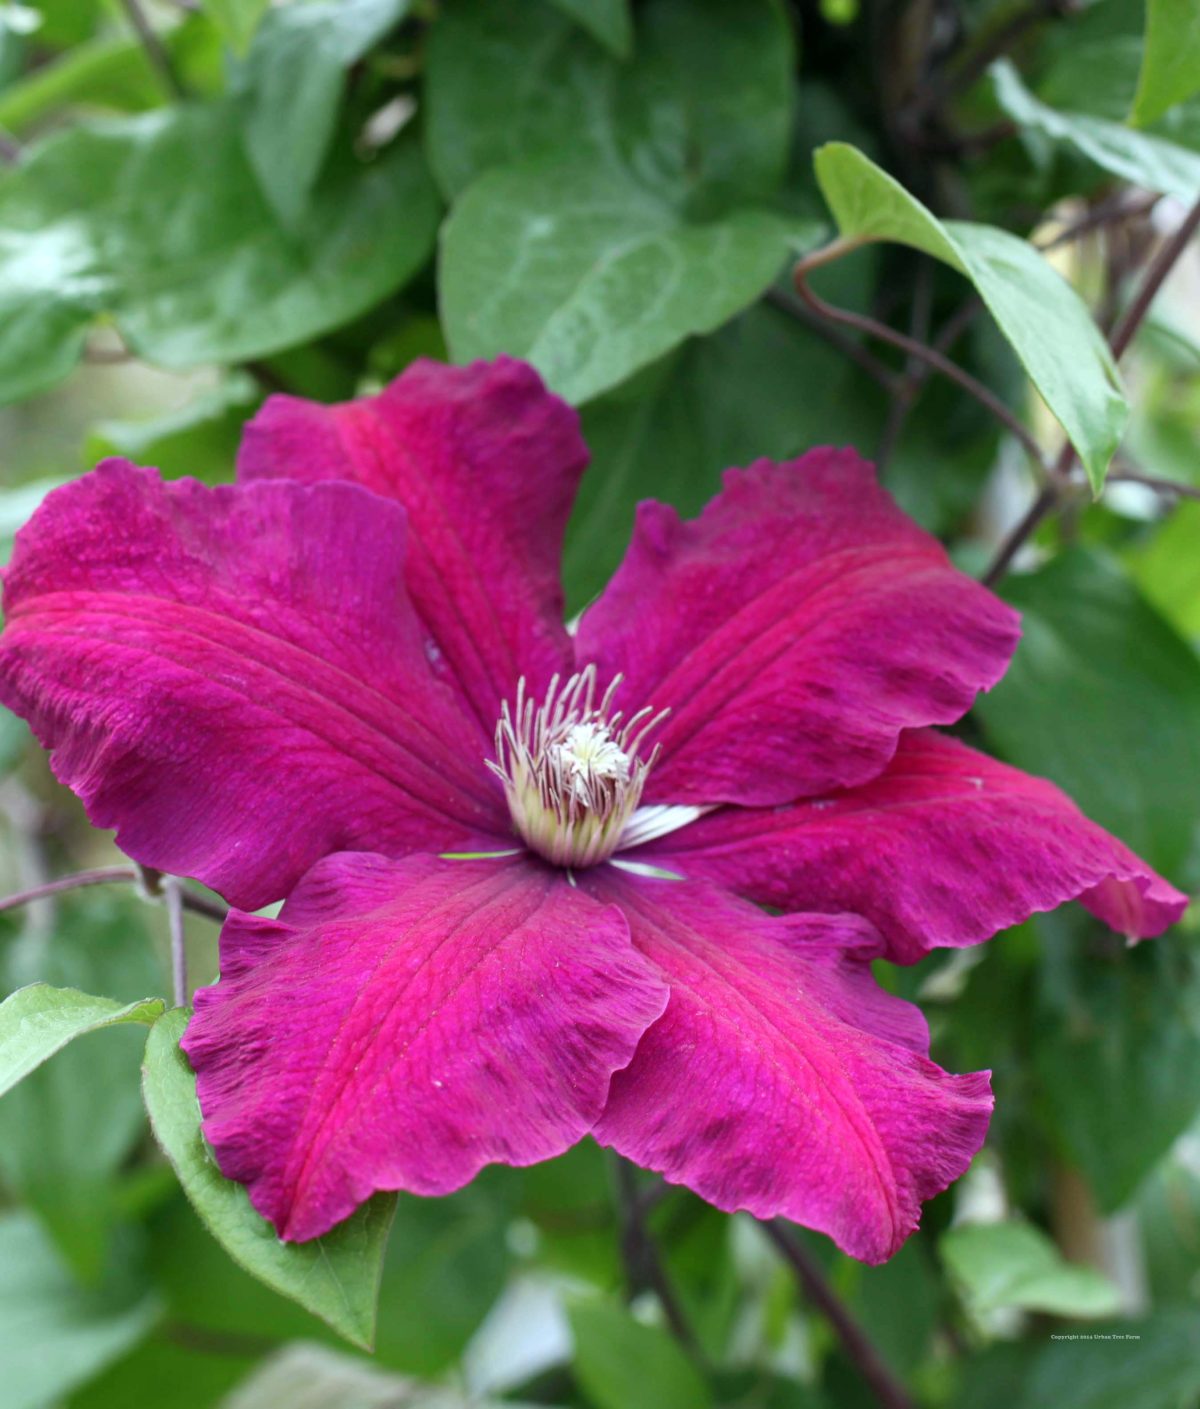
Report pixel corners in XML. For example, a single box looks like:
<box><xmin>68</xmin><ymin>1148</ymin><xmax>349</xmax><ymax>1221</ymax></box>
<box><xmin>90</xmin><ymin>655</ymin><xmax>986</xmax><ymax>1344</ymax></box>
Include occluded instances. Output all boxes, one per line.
<box><xmin>119</xmin><ymin>0</ymin><xmax>186</xmax><ymax>100</ymax></box>
<box><xmin>982</xmin><ymin>194</ymin><xmax>1200</xmax><ymax>583</ymax></box>
<box><xmin>791</xmin><ymin>259</ymin><xmax>1050</xmax><ymax>472</ymax></box>
<box><xmin>613</xmin><ymin>1159</ymin><xmax>701</xmax><ymax>1357</ymax></box>
<box><xmin>0</xmin><ymin>865</ymin><xmax>227</xmax><ymax>924</ymax></box>
<box><xmin>765</xmin><ymin>1222</ymin><xmax>914</xmax><ymax>1409</ymax></box>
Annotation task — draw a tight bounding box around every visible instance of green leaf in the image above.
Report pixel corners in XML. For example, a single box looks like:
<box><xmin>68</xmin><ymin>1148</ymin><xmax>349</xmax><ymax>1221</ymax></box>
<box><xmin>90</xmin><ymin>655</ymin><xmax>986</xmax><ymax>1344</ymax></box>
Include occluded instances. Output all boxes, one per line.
<box><xmin>847</xmin><ymin>1242</ymin><xmax>940</xmax><ymax>1377</ymax></box>
<box><xmin>436</xmin><ymin>0</ymin><xmax>799</xmax><ymax>396</ymax></box>
<box><xmin>373</xmin><ymin>1180</ymin><xmax>514</xmax><ymax>1374</ymax></box>
<box><xmin>0</xmin><ymin>1211</ymin><xmax>159</xmax><ymax>1409</ymax></box>
<box><xmin>0</xmin><ymin>897</ymin><xmax>168</xmax><ymax>1282</ymax></box>
<box><xmin>441</xmin><ymin>153</ymin><xmax>810</xmax><ymax>404</ymax></box>
<box><xmin>545</xmin><ymin>0</ymin><xmax>632</xmax><ymax>56</ymax></box>
<box><xmin>941</xmin><ymin>1220</ymin><xmax>1119</xmax><ymax>1318</ymax></box>
<box><xmin>0</xmin><ymin>102</ymin><xmax>438</xmax><ymax>403</ymax></box>
<box><xmin>992</xmin><ymin>60</ymin><xmax>1200</xmax><ymax>203</ymax></box>
<box><xmin>974</xmin><ymin>548</ymin><xmax>1200</xmax><ymax>876</ymax></box>
<box><xmin>1131</xmin><ymin>0</ymin><xmax>1200</xmax><ymax>127</ymax></box>
<box><xmin>569</xmin><ymin>1299</ymin><xmax>713</xmax><ymax>1409</ymax></box>
<box><xmin>1136</xmin><ymin>1140</ymin><xmax>1200</xmax><ymax>1304</ymax></box>
<box><xmin>67</xmin><ymin>1332</ymin><xmax>256</xmax><ymax>1409</ymax></box>
<box><xmin>1128</xmin><ymin>499</ymin><xmax>1200</xmax><ymax>641</ymax></box>
<box><xmin>0</xmin><ymin>19</ymin><xmax>220</xmax><ymax>134</ymax></box>
<box><xmin>141</xmin><ymin>1008</ymin><xmax>396</xmax><ymax>1351</ymax></box>
<box><xmin>235</xmin><ymin>0</ymin><xmax>412</xmax><ymax>225</ymax></box>
<box><xmin>1025</xmin><ymin>1308</ymin><xmax>1200</xmax><ymax>1409</ymax></box>
<box><xmin>423</xmin><ymin>0</ymin><xmax>595</xmax><ymax>201</ymax></box>
<box><xmin>14</xmin><ymin>0</ymin><xmax>105</xmax><ymax>51</ymax></box>
<box><xmin>1033</xmin><ymin>912</ymin><xmax>1200</xmax><ymax>1212</ymax></box>
<box><xmin>205</xmin><ymin>0</ymin><xmax>270</xmax><ymax>56</ymax></box>
<box><xmin>813</xmin><ymin>141</ymin><xmax>1127</xmax><ymax>492</ymax></box>
<box><xmin>0</xmin><ymin>984</ymin><xmax>163</xmax><ymax>1101</ymax></box>
<box><xmin>425</xmin><ymin>0</ymin><xmax>793</xmax><ymax>206</ymax></box>
<box><xmin>1039</xmin><ymin>34</ymin><xmax>1146</xmax><ymax>122</ymax></box>
<box><xmin>518</xmin><ymin>1140</ymin><xmax>619</xmax><ymax>1284</ymax></box>
<box><xmin>626</xmin><ymin>0</ymin><xmax>794</xmax><ymax>216</ymax></box>
<box><xmin>142</xmin><ymin>1169</ymin><xmax>512</xmax><ymax>1373</ymax></box>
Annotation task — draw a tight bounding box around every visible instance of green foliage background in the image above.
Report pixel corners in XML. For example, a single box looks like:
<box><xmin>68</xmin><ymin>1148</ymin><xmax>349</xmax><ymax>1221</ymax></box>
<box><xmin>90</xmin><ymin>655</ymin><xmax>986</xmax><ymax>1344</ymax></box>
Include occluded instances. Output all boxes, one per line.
<box><xmin>0</xmin><ymin>1</ymin><xmax>1199</xmax><ymax>1406</ymax></box>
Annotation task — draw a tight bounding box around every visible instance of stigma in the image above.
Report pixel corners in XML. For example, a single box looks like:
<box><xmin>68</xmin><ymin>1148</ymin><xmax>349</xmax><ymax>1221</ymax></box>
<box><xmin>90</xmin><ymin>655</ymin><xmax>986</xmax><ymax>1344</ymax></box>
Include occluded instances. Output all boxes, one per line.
<box><xmin>489</xmin><ymin>667</ymin><xmax>666</xmax><ymax>869</ymax></box>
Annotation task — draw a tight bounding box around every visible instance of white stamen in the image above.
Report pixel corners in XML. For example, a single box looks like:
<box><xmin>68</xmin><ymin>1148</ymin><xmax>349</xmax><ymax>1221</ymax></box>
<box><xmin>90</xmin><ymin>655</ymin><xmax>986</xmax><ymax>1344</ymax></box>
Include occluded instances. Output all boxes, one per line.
<box><xmin>609</xmin><ymin>857</ymin><xmax>686</xmax><ymax>881</ymax></box>
<box><xmin>617</xmin><ymin>803</ymin><xmax>714</xmax><ymax>851</ymax></box>
<box><xmin>554</xmin><ymin>722</ymin><xmax>631</xmax><ymax>805</ymax></box>
<box><xmin>489</xmin><ymin>666</ymin><xmax>668</xmax><ymax>869</ymax></box>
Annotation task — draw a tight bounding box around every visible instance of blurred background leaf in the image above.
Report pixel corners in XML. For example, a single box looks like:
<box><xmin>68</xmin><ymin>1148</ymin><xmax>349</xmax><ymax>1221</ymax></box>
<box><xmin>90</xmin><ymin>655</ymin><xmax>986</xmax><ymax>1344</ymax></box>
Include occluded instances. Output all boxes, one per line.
<box><xmin>0</xmin><ymin>1209</ymin><xmax>159</xmax><ymax>1409</ymax></box>
<box><xmin>940</xmin><ymin>1219</ymin><xmax>1120</xmax><ymax>1318</ymax></box>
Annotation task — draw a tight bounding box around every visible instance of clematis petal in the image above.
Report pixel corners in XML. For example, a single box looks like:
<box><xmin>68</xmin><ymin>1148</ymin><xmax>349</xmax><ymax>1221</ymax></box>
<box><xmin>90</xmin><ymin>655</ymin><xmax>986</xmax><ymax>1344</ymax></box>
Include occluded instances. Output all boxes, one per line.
<box><xmin>0</xmin><ymin>461</ymin><xmax>509</xmax><ymax>910</ymax></box>
<box><xmin>576</xmin><ymin>451</ymin><xmax>1020</xmax><ymax>807</ymax></box>
<box><xmin>238</xmin><ymin>356</ymin><xmax>588</xmax><ymax>728</ymax></box>
<box><xmin>587</xmin><ymin>870</ymin><xmax>991</xmax><ymax>1264</ymax></box>
<box><xmin>645</xmin><ymin>730</ymin><xmax>1188</xmax><ymax>963</ymax></box>
<box><xmin>182</xmin><ymin>852</ymin><xmax>669</xmax><ymax>1241</ymax></box>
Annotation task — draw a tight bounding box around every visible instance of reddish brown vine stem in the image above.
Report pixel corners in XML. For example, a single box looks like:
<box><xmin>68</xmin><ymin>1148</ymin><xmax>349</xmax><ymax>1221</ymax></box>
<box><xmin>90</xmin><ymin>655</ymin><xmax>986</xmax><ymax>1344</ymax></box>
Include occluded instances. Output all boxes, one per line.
<box><xmin>1108</xmin><ymin>469</ymin><xmax>1200</xmax><ymax>502</ymax></box>
<box><xmin>0</xmin><ymin>864</ymin><xmax>227</xmax><ymax>923</ymax></box>
<box><xmin>765</xmin><ymin>1222</ymin><xmax>914</xmax><ymax>1409</ymax></box>
<box><xmin>119</xmin><ymin>0</ymin><xmax>187</xmax><ymax>101</ymax></box>
<box><xmin>0</xmin><ymin>865</ymin><xmax>224</xmax><ymax>1012</ymax></box>
<box><xmin>790</xmin><ymin>247</ymin><xmax>1051</xmax><ymax>473</ymax></box>
<box><xmin>981</xmin><ymin>483</ymin><xmax>1061</xmax><ymax>587</ymax></box>
<box><xmin>1108</xmin><ymin>199</ymin><xmax>1200</xmax><ymax>361</ymax></box>
<box><xmin>612</xmin><ymin>1157</ymin><xmax>701</xmax><ymax>1357</ymax></box>
<box><xmin>981</xmin><ymin>194</ymin><xmax>1200</xmax><ymax>583</ymax></box>
<box><xmin>873</xmin><ymin>197</ymin><xmax>1164</xmax><ymax>472</ymax></box>
<box><xmin>785</xmin><ymin>192</ymin><xmax>1199</xmax><ymax>584</ymax></box>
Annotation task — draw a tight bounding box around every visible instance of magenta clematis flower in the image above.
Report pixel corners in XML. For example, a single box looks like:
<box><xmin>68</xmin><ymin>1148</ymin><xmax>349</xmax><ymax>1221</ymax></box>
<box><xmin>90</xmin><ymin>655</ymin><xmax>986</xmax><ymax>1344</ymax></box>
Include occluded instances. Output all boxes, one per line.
<box><xmin>0</xmin><ymin>358</ymin><xmax>1186</xmax><ymax>1264</ymax></box>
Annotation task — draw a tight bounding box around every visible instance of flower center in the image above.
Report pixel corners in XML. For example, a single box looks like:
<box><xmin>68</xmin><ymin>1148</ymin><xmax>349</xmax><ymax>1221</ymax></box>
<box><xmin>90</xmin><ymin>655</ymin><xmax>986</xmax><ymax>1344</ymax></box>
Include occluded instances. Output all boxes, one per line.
<box><xmin>489</xmin><ymin>666</ymin><xmax>666</xmax><ymax>869</ymax></box>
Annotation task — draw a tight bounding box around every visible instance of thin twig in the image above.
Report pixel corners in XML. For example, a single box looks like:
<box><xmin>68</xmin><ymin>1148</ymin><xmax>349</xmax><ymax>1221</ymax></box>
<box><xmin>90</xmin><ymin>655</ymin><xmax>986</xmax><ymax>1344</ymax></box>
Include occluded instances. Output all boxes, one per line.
<box><xmin>0</xmin><ymin>864</ymin><xmax>228</xmax><ymax>923</ymax></box>
<box><xmin>179</xmin><ymin>889</ymin><xmax>229</xmax><ymax>922</ymax></box>
<box><xmin>612</xmin><ymin>1158</ymin><xmax>699</xmax><ymax>1355</ymax></box>
<box><xmin>876</xmin><ymin>263</ymin><xmax>933</xmax><ymax>469</ymax></box>
<box><xmin>1036</xmin><ymin>193</ymin><xmax>1162</xmax><ymax>254</ymax></box>
<box><xmin>877</xmin><ymin>295</ymin><xmax>983</xmax><ymax>468</ymax></box>
<box><xmin>164</xmin><ymin>877</ymin><xmax>188</xmax><ymax>1008</ymax></box>
<box><xmin>981</xmin><ymin>483</ymin><xmax>1060</xmax><ymax>586</ymax></box>
<box><xmin>877</xmin><ymin>195</ymin><xmax>1163</xmax><ymax>467</ymax></box>
<box><xmin>0</xmin><ymin>865</ymin><xmax>139</xmax><ymax>913</ymax></box>
<box><xmin>792</xmin><ymin>255</ymin><xmax>1050</xmax><ymax>471</ymax></box>
<box><xmin>119</xmin><ymin>0</ymin><xmax>187</xmax><ymax>100</ymax></box>
<box><xmin>165</xmin><ymin>1322</ymin><xmax>279</xmax><ymax>1357</ymax></box>
<box><xmin>981</xmin><ymin>195</ymin><xmax>1200</xmax><ymax>584</ymax></box>
<box><xmin>1108</xmin><ymin>196</ymin><xmax>1200</xmax><ymax>360</ymax></box>
<box><xmin>765</xmin><ymin>1222</ymin><xmax>914</xmax><ymax>1409</ymax></box>
<box><xmin>915</xmin><ymin>0</ymin><xmax>1074</xmax><ymax>117</ymax></box>
<box><xmin>1108</xmin><ymin>469</ymin><xmax>1200</xmax><ymax>501</ymax></box>
<box><xmin>765</xmin><ymin>287</ymin><xmax>899</xmax><ymax>391</ymax></box>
